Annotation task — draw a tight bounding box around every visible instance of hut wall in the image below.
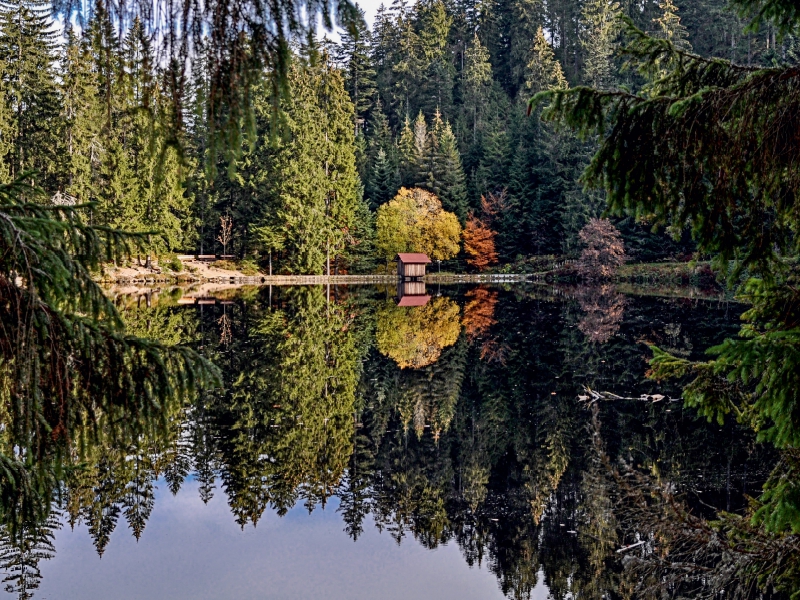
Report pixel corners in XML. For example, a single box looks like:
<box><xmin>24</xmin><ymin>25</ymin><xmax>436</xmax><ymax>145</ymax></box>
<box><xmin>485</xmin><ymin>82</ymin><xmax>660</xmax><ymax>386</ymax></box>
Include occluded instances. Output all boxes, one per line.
<box><xmin>399</xmin><ymin>262</ymin><xmax>426</xmax><ymax>279</ymax></box>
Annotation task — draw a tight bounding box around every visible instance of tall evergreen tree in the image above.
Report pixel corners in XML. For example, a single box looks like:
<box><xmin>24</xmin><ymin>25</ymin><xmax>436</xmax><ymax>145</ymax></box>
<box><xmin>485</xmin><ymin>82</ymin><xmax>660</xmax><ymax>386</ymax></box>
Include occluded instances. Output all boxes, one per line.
<box><xmin>368</xmin><ymin>148</ymin><xmax>397</xmax><ymax>209</ymax></box>
<box><xmin>415</xmin><ymin>0</ymin><xmax>455</xmax><ymax>118</ymax></box>
<box><xmin>433</xmin><ymin>122</ymin><xmax>467</xmax><ymax>221</ymax></box>
<box><xmin>336</xmin><ymin>5</ymin><xmax>377</xmax><ymax>133</ymax></box>
<box><xmin>0</xmin><ymin>0</ymin><xmax>60</xmax><ymax>190</ymax></box>
<box><xmin>60</xmin><ymin>28</ymin><xmax>102</xmax><ymax>204</ymax></box>
<box><xmin>397</xmin><ymin>113</ymin><xmax>416</xmax><ymax>186</ymax></box>
<box><xmin>653</xmin><ymin>0</ymin><xmax>691</xmax><ymax>51</ymax></box>
<box><xmin>249</xmin><ymin>49</ymin><xmax>364</xmax><ymax>274</ymax></box>
<box><xmin>461</xmin><ymin>34</ymin><xmax>493</xmax><ymax>140</ymax></box>
<box><xmin>581</xmin><ymin>0</ymin><xmax>623</xmax><ymax>89</ymax></box>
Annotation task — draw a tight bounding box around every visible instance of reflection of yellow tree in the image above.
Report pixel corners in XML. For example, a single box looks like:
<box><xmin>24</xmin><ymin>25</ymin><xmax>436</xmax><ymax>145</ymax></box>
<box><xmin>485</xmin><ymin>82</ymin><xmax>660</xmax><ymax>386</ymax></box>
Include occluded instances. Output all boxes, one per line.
<box><xmin>376</xmin><ymin>296</ymin><xmax>461</xmax><ymax>369</ymax></box>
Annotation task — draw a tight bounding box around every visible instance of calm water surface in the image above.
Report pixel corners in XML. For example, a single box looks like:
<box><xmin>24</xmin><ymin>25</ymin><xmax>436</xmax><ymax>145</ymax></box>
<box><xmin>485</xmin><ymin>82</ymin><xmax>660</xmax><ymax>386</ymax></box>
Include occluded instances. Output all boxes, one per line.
<box><xmin>5</xmin><ymin>283</ymin><xmax>772</xmax><ymax>599</ymax></box>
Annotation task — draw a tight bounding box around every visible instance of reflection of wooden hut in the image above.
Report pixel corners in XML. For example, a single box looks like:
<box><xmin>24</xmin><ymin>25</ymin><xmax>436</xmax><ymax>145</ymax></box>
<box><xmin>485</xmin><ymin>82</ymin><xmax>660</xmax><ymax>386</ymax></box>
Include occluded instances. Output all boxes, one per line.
<box><xmin>397</xmin><ymin>280</ymin><xmax>431</xmax><ymax>306</ymax></box>
<box><xmin>397</xmin><ymin>253</ymin><xmax>431</xmax><ymax>280</ymax></box>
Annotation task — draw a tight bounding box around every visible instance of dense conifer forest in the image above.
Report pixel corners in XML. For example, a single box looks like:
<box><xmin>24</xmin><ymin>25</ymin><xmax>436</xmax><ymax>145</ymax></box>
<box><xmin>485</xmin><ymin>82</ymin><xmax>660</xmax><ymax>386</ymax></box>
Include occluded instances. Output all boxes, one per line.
<box><xmin>2</xmin><ymin>0</ymin><xmax>789</xmax><ymax>272</ymax></box>
<box><xmin>4</xmin><ymin>0</ymin><xmax>800</xmax><ymax>596</ymax></box>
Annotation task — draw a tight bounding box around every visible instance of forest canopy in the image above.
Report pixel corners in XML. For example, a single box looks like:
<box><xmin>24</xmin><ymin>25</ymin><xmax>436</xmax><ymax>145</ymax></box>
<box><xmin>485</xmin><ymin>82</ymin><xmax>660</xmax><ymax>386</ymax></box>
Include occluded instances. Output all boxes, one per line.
<box><xmin>3</xmin><ymin>0</ymin><xmax>768</xmax><ymax>273</ymax></box>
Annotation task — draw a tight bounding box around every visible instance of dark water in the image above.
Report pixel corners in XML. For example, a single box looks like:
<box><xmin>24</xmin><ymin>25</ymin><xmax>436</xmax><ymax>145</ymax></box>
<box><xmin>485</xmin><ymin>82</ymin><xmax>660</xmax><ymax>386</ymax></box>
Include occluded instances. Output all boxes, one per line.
<box><xmin>6</xmin><ymin>283</ymin><xmax>773</xmax><ymax>599</ymax></box>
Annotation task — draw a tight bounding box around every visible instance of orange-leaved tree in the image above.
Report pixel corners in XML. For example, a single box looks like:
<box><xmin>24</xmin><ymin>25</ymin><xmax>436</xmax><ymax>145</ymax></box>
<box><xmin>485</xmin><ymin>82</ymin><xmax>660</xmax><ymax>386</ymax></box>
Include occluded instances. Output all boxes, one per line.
<box><xmin>463</xmin><ymin>212</ymin><xmax>498</xmax><ymax>271</ymax></box>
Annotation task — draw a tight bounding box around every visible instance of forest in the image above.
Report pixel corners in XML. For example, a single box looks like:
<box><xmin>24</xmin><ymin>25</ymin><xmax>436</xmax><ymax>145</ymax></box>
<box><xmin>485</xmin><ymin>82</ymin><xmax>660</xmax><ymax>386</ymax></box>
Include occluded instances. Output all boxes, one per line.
<box><xmin>4</xmin><ymin>0</ymin><xmax>785</xmax><ymax>273</ymax></box>
<box><xmin>3</xmin><ymin>0</ymin><xmax>800</xmax><ymax>596</ymax></box>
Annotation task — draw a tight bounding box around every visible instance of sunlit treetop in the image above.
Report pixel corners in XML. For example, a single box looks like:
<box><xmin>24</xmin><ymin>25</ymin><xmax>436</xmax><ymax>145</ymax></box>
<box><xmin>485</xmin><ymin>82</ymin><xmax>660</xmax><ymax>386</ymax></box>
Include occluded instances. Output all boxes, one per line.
<box><xmin>49</xmin><ymin>0</ymin><xmax>360</xmax><ymax>170</ymax></box>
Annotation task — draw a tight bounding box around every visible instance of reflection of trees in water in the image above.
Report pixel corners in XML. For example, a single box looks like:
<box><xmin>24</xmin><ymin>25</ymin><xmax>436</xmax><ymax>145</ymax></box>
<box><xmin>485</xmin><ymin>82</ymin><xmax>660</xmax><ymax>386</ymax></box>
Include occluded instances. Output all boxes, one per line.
<box><xmin>462</xmin><ymin>287</ymin><xmax>498</xmax><ymax>342</ymax></box>
<box><xmin>0</xmin><ymin>514</ymin><xmax>59</xmax><ymax>600</ymax></box>
<box><xmin>203</xmin><ymin>286</ymin><xmax>363</xmax><ymax>524</ymax></box>
<box><xmin>575</xmin><ymin>285</ymin><xmax>627</xmax><ymax>344</ymax></box>
<box><xmin>1</xmin><ymin>287</ymin><xmax>787</xmax><ymax>599</ymax></box>
<box><xmin>355</xmin><ymin>291</ymin><xmax>773</xmax><ymax>599</ymax></box>
<box><xmin>376</xmin><ymin>296</ymin><xmax>461</xmax><ymax>368</ymax></box>
<box><xmin>394</xmin><ymin>336</ymin><xmax>468</xmax><ymax>439</ymax></box>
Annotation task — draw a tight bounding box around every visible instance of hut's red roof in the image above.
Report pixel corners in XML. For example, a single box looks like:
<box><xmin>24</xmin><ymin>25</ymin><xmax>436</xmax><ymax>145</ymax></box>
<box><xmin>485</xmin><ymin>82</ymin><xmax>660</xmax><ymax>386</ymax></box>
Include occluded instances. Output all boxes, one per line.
<box><xmin>397</xmin><ymin>295</ymin><xmax>431</xmax><ymax>307</ymax></box>
<box><xmin>396</xmin><ymin>253</ymin><xmax>431</xmax><ymax>264</ymax></box>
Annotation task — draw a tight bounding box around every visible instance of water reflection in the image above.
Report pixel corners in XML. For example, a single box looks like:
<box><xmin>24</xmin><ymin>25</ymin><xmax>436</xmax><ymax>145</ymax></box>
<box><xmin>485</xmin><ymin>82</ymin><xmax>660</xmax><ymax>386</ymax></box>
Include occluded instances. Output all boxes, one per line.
<box><xmin>0</xmin><ymin>284</ymin><xmax>776</xmax><ymax>599</ymax></box>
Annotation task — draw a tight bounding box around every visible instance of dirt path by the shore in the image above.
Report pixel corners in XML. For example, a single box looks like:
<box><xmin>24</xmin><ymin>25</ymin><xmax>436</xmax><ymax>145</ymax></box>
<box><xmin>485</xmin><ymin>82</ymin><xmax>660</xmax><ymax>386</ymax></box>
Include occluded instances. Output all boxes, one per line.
<box><xmin>102</xmin><ymin>257</ymin><xmax>256</xmax><ymax>282</ymax></box>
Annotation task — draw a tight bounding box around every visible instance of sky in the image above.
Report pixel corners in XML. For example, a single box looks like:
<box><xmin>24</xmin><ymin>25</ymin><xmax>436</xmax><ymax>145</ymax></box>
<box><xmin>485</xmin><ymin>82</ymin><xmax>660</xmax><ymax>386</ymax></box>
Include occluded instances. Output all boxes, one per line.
<box><xmin>353</xmin><ymin>0</ymin><xmax>387</xmax><ymax>28</ymax></box>
<box><xmin>321</xmin><ymin>0</ymin><xmax>406</xmax><ymax>40</ymax></box>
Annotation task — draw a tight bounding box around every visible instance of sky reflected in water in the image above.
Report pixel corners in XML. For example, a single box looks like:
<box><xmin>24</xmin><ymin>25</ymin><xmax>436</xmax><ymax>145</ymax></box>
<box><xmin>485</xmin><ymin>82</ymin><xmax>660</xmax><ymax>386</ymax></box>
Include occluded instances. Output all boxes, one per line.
<box><xmin>39</xmin><ymin>479</ymin><xmax>524</xmax><ymax>600</ymax></box>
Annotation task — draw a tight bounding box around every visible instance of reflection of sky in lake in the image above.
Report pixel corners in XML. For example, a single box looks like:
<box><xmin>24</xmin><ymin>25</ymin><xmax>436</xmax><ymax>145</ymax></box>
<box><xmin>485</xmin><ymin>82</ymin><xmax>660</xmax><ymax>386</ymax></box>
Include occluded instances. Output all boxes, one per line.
<box><xmin>38</xmin><ymin>479</ymin><xmax>541</xmax><ymax>600</ymax></box>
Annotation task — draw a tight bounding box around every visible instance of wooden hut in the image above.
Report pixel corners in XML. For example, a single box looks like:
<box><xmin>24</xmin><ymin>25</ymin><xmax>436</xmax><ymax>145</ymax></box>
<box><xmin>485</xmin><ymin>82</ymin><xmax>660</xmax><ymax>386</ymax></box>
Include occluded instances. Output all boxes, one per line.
<box><xmin>396</xmin><ymin>253</ymin><xmax>431</xmax><ymax>280</ymax></box>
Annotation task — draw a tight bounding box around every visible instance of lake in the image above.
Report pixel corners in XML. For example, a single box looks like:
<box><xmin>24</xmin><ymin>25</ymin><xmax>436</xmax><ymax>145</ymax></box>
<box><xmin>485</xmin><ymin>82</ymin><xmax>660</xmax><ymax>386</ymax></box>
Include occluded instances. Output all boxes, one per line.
<box><xmin>5</xmin><ymin>283</ymin><xmax>773</xmax><ymax>599</ymax></box>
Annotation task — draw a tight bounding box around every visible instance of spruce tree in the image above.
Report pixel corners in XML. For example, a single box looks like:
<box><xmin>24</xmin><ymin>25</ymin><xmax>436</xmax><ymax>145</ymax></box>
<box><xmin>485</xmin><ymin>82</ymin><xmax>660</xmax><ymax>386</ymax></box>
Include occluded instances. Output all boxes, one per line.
<box><xmin>524</xmin><ymin>27</ymin><xmax>568</xmax><ymax>95</ymax></box>
<box><xmin>336</xmin><ymin>6</ymin><xmax>377</xmax><ymax>133</ymax></box>
<box><xmin>0</xmin><ymin>0</ymin><xmax>60</xmax><ymax>190</ymax></box>
<box><xmin>416</xmin><ymin>0</ymin><xmax>455</xmax><ymax>118</ymax></box>
<box><xmin>462</xmin><ymin>34</ymin><xmax>492</xmax><ymax>140</ymax></box>
<box><xmin>432</xmin><ymin>122</ymin><xmax>467</xmax><ymax>221</ymax></box>
<box><xmin>369</xmin><ymin>148</ymin><xmax>398</xmax><ymax>209</ymax></box>
<box><xmin>581</xmin><ymin>0</ymin><xmax>622</xmax><ymax>89</ymax></box>
<box><xmin>397</xmin><ymin>113</ymin><xmax>416</xmax><ymax>186</ymax></box>
<box><xmin>364</xmin><ymin>99</ymin><xmax>398</xmax><ymax>207</ymax></box>
<box><xmin>412</xmin><ymin>110</ymin><xmax>428</xmax><ymax>164</ymax></box>
<box><xmin>415</xmin><ymin>111</ymin><xmax>439</xmax><ymax>192</ymax></box>
<box><xmin>60</xmin><ymin>28</ymin><xmax>103</xmax><ymax>205</ymax></box>
<box><xmin>252</xmin><ymin>49</ymin><xmax>363</xmax><ymax>274</ymax></box>
<box><xmin>653</xmin><ymin>0</ymin><xmax>691</xmax><ymax>51</ymax></box>
<box><xmin>507</xmin><ymin>27</ymin><xmax>571</xmax><ymax>255</ymax></box>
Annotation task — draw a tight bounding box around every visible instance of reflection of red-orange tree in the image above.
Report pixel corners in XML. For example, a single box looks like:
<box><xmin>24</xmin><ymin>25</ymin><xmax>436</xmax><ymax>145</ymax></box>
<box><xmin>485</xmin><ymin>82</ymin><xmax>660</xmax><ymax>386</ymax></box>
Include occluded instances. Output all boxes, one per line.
<box><xmin>461</xmin><ymin>287</ymin><xmax>498</xmax><ymax>342</ymax></box>
<box><xmin>576</xmin><ymin>285</ymin><xmax>627</xmax><ymax>343</ymax></box>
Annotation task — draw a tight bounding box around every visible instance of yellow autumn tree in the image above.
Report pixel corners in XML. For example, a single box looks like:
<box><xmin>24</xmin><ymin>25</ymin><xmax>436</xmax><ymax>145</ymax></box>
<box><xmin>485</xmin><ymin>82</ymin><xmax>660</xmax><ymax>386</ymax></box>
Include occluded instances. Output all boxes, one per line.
<box><xmin>375</xmin><ymin>296</ymin><xmax>461</xmax><ymax>368</ymax></box>
<box><xmin>375</xmin><ymin>187</ymin><xmax>462</xmax><ymax>263</ymax></box>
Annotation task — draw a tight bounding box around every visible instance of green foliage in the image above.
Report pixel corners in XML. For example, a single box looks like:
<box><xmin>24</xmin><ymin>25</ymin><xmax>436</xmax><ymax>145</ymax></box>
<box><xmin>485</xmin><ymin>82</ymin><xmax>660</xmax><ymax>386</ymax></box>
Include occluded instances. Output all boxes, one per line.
<box><xmin>0</xmin><ymin>0</ymin><xmax>60</xmax><ymax>189</ymax></box>
<box><xmin>0</xmin><ymin>177</ymin><xmax>217</xmax><ymax>532</ymax></box>
<box><xmin>535</xmin><ymin>19</ymin><xmax>800</xmax><ymax>280</ymax></box>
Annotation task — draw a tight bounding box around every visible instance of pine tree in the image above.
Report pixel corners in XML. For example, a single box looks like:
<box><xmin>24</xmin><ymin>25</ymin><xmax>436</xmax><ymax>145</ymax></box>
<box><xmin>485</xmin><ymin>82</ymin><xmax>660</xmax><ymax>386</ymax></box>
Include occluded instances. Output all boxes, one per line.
<box><xmin>364</xmin><ymin>100</ymin><xmax>398</xmax><ymax>208</ymax></box>
<box><xmin>397</xmin><ymin>113</ymin><xmax>416</xmax><ymax>186</ymax></box>
<box><xmin>412</xmin><ymin>110</ymin><xmax>428</xmax><ymax>165</ymax></box>
<box><xmin>432</xmin><ymin>122</ymin><xmax>468</xmax><ymax>221</ymax></box>
<box><xmin>60</xmin><ymin>28</ymin><xmax>103</xmax><ymax>204</ymax></box>
<box><xmin>415</xmin><ymin>111</ymin><xmax>439</xmax><ymax>191</ymax></box>
<box><xmin>0</xmin><ymin>513</ymin><xmax>59</xmax><ymax>599</ymax></box>
<box><xmin>581</xmin><ymin>0</ymin><xmax>622</xmax><ymax>89</ymax></box>
<box><xmin>369</xmin><ymin>147</ymin><xmax>398</xmax><ymax>209</ymax></box>
<box><xmin>336</xmin><ymin>6</ymin><xmax>377</xmax><ymax>133</ymax></box>
<box><xmin>252</xmin><ymin>50</ymin><xmax>362</xmax><ymax>274</ymax></box>
<box><xmin>653</xmin><ymin>0</ymin><xmax>691</xmax><ymax>51</ymax></box>
<box><xmin>524</xmin><ymin>27</ymin><xmax>568</xmax><ymax>95</ymax></box>
<box><xmin>0</xmin><ymin>0</ymin><xmax>60</xmax><ymax>190</ymax></box>
<box><xmin>462</xmin><ymin>34</ymin><xmax>492</xmax><ymax>140</ymax></box>
<box><xmin>506</xmin><ymin>28</ymin><xmax>572</xmax><ymax>256</ymax></box>
<box><xmin>415</xmin><ymin>0</ymin><xmax>455</xmax><ymax>118</ymax></box>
